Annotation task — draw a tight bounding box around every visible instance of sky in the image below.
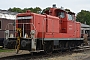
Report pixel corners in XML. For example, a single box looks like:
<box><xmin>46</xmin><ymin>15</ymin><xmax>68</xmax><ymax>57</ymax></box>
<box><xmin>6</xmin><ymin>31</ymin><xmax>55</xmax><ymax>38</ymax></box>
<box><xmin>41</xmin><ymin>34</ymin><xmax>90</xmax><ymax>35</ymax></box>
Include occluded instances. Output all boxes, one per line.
<box><xmin>0</xmin><ymin>0</ymin><xmax>90</xmax><ymax>14</ymax></box>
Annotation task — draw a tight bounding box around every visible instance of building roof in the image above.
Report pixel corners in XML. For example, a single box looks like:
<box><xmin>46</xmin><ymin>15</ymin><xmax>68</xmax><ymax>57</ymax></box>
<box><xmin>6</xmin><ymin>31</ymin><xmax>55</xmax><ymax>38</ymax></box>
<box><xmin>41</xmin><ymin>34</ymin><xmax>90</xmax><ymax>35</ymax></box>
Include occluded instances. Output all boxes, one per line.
<box><xmin>0</xmin><ymin>10</ymin><xmax>17</xmax><ymax>15</ymax></box>
<box><xmin>0</xmin><ymin>10</ymin><xmax>18</xmax><ymax>20</ymax></box>
<box><xmin>81</xmin><ymin>23</ymin><xmax>90</xmax><ymax>28</ymax></box>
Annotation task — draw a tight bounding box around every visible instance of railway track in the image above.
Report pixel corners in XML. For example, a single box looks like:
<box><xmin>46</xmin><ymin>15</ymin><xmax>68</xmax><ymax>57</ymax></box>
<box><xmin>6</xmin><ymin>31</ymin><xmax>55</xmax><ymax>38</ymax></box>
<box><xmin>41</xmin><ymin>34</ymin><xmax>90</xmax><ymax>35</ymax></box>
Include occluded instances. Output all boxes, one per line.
<box><xmin>0</xmin><ymin>51</ymin><xmax>64</xmax><ymax>60</ymax></box>
<box><xmin>0</xmin><ymin>46</ymin><xmax>90</xmax><ymax>60</ymax></box>
<box><xmin>73</xmin><ymin>46</ymin><xmax>90</xmax><ymax>51</ymax></box>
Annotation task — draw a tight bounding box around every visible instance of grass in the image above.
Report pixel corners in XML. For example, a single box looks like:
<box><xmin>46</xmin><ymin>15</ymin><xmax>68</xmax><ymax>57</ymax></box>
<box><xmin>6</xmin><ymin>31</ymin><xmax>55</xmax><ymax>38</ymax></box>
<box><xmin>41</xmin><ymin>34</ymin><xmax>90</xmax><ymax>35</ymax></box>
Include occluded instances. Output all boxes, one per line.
<box><xmin>0</xmin><ymin>49</ymin><xmax>14</xmax><ymax>52</ymax></box>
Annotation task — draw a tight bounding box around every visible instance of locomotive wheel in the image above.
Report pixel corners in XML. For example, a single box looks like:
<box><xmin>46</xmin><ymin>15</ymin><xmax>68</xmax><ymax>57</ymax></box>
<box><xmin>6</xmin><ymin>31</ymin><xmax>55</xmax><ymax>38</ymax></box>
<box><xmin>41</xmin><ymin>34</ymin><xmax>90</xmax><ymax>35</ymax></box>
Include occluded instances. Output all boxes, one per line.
<box><xmin>44</xmin><ymin>41</ymin><xmax>53</xmax><ymax>54</ymax></box>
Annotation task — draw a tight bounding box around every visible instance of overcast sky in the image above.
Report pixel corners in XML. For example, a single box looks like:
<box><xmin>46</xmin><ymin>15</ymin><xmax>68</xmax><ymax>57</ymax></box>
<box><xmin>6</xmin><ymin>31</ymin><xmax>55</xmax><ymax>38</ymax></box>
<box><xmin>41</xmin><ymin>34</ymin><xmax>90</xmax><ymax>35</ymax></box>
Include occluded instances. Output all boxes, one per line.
<box><xmin>0</xmin><ymin>0</ymin><xmax>90</xmax><ymax>14</ymax></box>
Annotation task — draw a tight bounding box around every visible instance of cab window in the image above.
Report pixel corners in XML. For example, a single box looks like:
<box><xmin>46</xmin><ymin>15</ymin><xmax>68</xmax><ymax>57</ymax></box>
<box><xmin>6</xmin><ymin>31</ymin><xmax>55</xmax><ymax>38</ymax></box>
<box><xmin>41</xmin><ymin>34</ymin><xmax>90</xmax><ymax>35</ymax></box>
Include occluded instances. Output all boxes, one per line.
<box><xmin>67</xmin><ymin>14</ymin><xmax>74</xmax><ymax>20</ymax></box>
<box><xmin>58</xmin><ymin>12</ymin><xmax>65</xmax><ymax>18</ymax></box>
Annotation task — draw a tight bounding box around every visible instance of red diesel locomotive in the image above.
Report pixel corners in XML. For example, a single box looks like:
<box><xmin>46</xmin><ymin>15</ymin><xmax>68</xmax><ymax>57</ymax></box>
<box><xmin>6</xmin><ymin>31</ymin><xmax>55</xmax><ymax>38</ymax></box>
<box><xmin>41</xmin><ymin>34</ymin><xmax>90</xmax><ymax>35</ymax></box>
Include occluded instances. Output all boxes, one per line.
<box><xmin>4</xmin><ymin>5</ymin><xmax>83</xmax><ymax>54</ymax></box>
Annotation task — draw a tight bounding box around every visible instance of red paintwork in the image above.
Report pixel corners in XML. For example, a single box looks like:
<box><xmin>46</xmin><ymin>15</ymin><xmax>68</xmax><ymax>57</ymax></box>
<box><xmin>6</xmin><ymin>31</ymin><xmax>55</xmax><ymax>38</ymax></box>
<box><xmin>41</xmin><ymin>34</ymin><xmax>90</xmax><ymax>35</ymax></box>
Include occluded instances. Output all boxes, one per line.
<box><xmin>16</xmin><ymin>7</ymin><xmax>81</xmax><ymax>39</ymax></box>
<box><xmin>76</xmin><ymin>22</ymin><xmax>81</xmax><ymax>38</ymax></box>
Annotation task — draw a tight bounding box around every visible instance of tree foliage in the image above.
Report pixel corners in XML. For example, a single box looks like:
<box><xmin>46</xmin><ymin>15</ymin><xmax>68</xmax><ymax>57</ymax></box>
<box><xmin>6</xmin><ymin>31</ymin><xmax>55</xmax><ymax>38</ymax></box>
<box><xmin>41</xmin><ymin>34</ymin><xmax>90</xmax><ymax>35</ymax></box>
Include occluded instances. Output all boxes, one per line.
<box><xmin>8</xmin><ymin>7</ymin><xmax>51</xmax><ymax>14</ymax></box>
<box><xmin>33</xmin><ymin>7</ymin><xmax>42</xmax><ymax>13</ymax></box>
<box><xmin>65</xmin><ymin>9</ymin><xmax>71</xmax><ymax>12</ymax></box>
<box><xmin>76</xmin><ymin>10</ymin><xmax>90</xmax><ymax>25</ymax></box>
<box><xmin>8</xmin><ymin>7</ymin><xmax>23</xmax><ymax>13</ymax></box>
<box><xmin>42</xmin><ymin>7</ymin><xmax>51</xmax><ymax>14</ymax></box>
<box><xmin>8</xmin><ymin>7</ymin><xmax>42</xmax><ymax>13</ymax></box>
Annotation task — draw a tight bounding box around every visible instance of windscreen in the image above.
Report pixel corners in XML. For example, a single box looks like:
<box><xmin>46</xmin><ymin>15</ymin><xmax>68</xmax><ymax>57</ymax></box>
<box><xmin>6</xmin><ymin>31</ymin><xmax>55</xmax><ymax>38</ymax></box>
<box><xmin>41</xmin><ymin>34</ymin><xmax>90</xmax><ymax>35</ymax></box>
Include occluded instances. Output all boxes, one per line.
<box><xmin>67</xmin><ymin>14</ymin><xmax>75</xmax><ymax>20</ymax></box>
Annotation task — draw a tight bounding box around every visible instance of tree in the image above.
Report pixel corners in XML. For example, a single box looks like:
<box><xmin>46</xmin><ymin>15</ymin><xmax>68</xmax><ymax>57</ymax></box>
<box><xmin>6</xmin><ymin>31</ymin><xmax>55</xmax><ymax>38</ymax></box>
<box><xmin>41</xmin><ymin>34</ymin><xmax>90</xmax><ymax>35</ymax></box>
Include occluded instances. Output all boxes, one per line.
<box><xmin>22</xmin><ymin>7</ymin><xmax>33</xmax><ymax>12</ymax></box>
<box><xmin>8</xmin><ymin>7</ymin><xmax>42</xmax><ymax>13</ymax></box>
<box><xmin>76</xmin><ymin>10</ymin><xmax>90</xmax><ymax>25</ymax></box>
<box><xmin>65</xmin><ymin>9</ymin><xmax>71</xmax><ymax>12</ymax></box>
<box><xmin>33</xmin><ymin>7</ymin><xmax>42</xmax><ymax>13</ymax></box>
<box><xmin>42</xmin><ymin>7</ymin><xmax>50</xmax><ymax>14</ymax></box>
<box><xmin>8</xmin><ymin>7</ymin><xmax>23</xmax><ymax>13</ymax></box>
